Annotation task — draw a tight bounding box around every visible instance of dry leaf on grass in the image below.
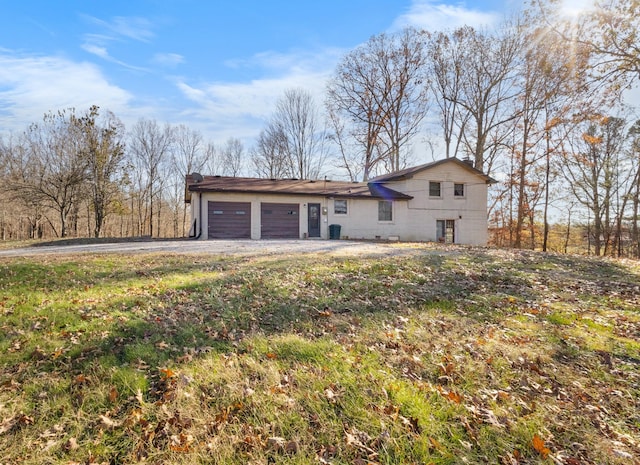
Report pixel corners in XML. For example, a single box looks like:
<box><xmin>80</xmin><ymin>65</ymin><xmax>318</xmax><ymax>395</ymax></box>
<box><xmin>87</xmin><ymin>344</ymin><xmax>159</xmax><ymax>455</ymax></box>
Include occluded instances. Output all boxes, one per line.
<box><xmin>532</xmin><ymin>434</ymin><xmax>550</xmax><ymax>458</ymax></box>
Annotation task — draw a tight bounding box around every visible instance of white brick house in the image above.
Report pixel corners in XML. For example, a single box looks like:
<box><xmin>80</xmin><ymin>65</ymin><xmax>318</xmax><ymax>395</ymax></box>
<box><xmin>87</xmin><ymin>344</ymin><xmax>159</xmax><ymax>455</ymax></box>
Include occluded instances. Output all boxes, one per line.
<box><xmin>185</xmin><ymin>158</ymin><xmax>497</xmax><ymax>245</ymax></box>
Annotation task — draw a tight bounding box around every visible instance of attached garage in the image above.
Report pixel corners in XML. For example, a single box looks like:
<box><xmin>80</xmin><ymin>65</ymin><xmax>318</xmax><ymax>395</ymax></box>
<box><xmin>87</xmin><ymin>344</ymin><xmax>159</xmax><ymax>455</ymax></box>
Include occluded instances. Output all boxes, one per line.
<box><xmin>261</xmin><ymin>203</ymin><xmax>300</xmax><ymax>239</ymax></box>
<box><xmin>208</xmin><ymin>201</ymin><xmax>251</xmax><ymax>239</ymax></box>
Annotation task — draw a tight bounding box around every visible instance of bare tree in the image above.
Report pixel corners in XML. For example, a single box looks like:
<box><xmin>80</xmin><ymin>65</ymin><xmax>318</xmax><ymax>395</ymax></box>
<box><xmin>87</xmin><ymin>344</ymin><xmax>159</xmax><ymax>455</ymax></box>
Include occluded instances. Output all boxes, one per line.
<box><xmin>251</xmin><ymin>124</ymin><xmax>289</xmax><ymax>178</ymax></box>
<box><xmin>560</xmin><ymin>115</ymin><xmax>627</xmax><ymax>256</ymax></box>
<box><xmin>201</xmin><ymin>142</ymin><xmax>223</xmax><ymax>176</ymax></box>
<box><xmin>326</xmin><ymin>28</ymin><xmax>429</xmax><ymax>180</ymax></box>
<box><xmin>128</xmin><ymin>119</ymin><xmax>174</xmax><ymax>237</ymax></box>
<box><xmin>272</xmin><ymin>88</ymin><xmax>326</xmax><ymax>179</ymax></box>
<box><xmin>433</xmin><ymin>25</ymin><xmax>523</xmax><ymax>173</ymax></box>
<box><xmin>171</xmin><ymin>125</ymin><xmax>206</xmax><ymax>235</ymax></box>
<box><xmin>510</xmin><ymin>23</ymin><xmax>589</xmax><ymax>248</ymax></box>
<box><xmin>74</xmin><ymin>105</ymin><xmax>126</xmax><ymax>238</ymax></box>
<box><xmin>628</xmin><ymin>120</ymin><xmax>640</xmax><ymax>258</ymax></box>
<box><xmin>1</xmin><ymin>135</ymin><xmax>47</xmax><ymax>239</ymax></box>
<box><xmin>378</xmin><ymin>28</ymin><xmax>430</xmax><ymax>172</ymax></box>
<box><xmin>533</xmin><ymin>0</ymin><xmax>640</xmax><ymax>90</ymax></box>
<box><xmin>427</xmin><ymin>29</ymin><xmax>469</xmax><ymax>159</ymax></box>
<box><xmin>220</xmin><ymin>137</ymin><xmax>244</xmax><ymax>177</ymax></box>
<box><xmin>6</xmin><ymin>110</ymin><xmax>89</xmax><ymax>238</ymax></box>
<box><xmin>326</xmin><ymin>107</ymin><xmax>363</xmax><ymax>182</ymax></box>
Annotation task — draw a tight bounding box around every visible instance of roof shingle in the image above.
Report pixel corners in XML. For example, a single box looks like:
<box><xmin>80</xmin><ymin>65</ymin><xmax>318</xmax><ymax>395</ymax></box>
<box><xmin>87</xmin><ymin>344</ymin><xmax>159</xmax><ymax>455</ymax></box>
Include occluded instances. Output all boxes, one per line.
<box><xmin>185</xmin><ymin>175</ymin><xmax>412</xmax><ymax>202</ymax></box>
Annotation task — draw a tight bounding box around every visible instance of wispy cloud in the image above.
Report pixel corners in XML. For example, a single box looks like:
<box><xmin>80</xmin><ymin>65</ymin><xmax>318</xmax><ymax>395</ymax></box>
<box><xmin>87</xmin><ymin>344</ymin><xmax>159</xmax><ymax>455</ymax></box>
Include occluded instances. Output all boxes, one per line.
<box><xmin>80</xmin><ymin>15</ymin><xmax>155</xmax><ymax>70</ymax></box>
<box><xmin>174</xmin><ymin>48</ymin><xmax>342</xmax><ymax>142</ymax></box>
<box><xmin>81</xmin><ymin>15</ymin><xmax>155</xmax><ymax>43</ymax></box>
<box><xmin>80</xmin><ymin>41</ymin><xmax>149</xmax><ymax>71</ymax></box>
<box><xmin>81</xmin><ymin>43</ymin><xmax>109</xmax><ymax>59</ymax></box>
<box><xmin>0</xmin><ymin>50</ymin><xmax>133</xmax><ymax>131</ymax></box>
<box><xmin>391</xmin><ymin>0</ymin><xmax>501</xmax><ymax>31</ymax></box>
<box><xmin>152</xmin><ymin>52</ymin><xmax>184</xmax><ymax>68</ymax></box>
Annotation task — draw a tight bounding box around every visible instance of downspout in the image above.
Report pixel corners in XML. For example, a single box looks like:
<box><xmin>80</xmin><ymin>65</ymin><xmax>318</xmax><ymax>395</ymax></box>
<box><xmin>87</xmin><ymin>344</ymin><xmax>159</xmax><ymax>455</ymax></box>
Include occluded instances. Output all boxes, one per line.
<box><xmin>188</xmin><ymin>217</ymin><xmax>197</xmax><ymax>238</ymax></box>
<box><xmin>187</xmin><ymin>173</ymin><xmax>205</xmax><ymax>239</ymax></box>
<box><xmin>196</xmin><ymin>192</ymin><xmax>203</xmax><ymax>239</ymax></box>
<box><xmin>187</xmin><ymin>192</ymin><xmax>203</xmax><ymax>239</ymax></box>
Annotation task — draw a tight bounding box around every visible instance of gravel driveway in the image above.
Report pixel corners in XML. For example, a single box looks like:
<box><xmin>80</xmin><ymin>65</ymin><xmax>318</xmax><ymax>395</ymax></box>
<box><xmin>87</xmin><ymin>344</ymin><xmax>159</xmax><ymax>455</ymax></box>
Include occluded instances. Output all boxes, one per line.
<box><xmin>0</xmin><ymin>239</ymin><xmax>434</xmax><ymax>258</ymax></box>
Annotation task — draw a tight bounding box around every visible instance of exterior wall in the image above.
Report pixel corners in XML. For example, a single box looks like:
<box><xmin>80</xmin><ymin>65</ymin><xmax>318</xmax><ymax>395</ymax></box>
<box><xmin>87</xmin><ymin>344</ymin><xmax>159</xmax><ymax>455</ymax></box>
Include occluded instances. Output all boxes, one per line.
<box><xmin>189</xmin><ymin>162</ymin><xmax>491</xmax><ymax>245</ymax></box>
<box><xmin>193</xmin><ymin>192</ymin><xmax>329</xmax><ymax>240</ymax></box>
<box><xmin>388</xmin><ymin>164</ymin><xmax>489</xmax><ymax>245</ymax></box>
<box><xmin>324</xmin><ymin>197</ymin><xmax>409</xmax><ymax>240</ymax></box>
<box><xmin>324</xmin><ymin>164</ymin><xmax>490</xmax><ymax>245</ymax></box>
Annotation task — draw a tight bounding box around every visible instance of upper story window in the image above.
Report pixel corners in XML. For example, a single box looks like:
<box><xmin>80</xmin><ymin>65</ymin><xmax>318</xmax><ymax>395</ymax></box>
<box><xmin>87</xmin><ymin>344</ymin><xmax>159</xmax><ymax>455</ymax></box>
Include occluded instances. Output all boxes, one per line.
<box><xmin>454</xmin><ymin>183</ymin><xmax>465</xmax><ymax>197</ymax></box>
<box><xmin>378</xmin><ymin>200</ymin><xmax>392</xmax><ymax>221</ymax></box>
<box><xmin>334</xmin><ymin>199</ymin><xmax>348</xmax><ymax>215</ymax></box>
<box><xmin>429</xmin><ymin>181</ymin><xmax>442</xmax><ymax>197</ymax></box>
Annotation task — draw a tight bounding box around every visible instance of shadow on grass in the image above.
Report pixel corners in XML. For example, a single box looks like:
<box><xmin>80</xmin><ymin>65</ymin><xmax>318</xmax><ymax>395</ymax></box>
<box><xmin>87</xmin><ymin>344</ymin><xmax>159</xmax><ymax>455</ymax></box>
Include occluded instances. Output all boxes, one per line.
<box><xmin>29</xmin><ymin>236</ymin><xmax>190</xmax><ymax>247</ymax></box>
<box><xmin>2</xmin><ymin>248</ymin><xmax>639</xmax><ymax>464</ymax></box>
<box><xmin>4</xmin><ymin>248</ymin><xmax>637</xmax><ymax>379</ymax></box>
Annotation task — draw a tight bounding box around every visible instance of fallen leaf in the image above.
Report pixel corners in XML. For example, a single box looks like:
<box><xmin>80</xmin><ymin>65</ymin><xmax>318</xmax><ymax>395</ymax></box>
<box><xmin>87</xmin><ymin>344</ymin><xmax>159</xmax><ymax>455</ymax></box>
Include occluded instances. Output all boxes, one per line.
<box><xmin>73</xmin><ymin>374</ymin><xmax>89</xmax><ymax>385</ymax></box>
<box><xmin>108</xmin><ymin>386</ymin><xmax>118</xmax><ymax>403</ymax></box>
<box><xmin>532</xmin><ymin>434</ymin><xmax>550</xmax><ymax>458</ymax></box>
<box><xmin>285</xmin><ymin>440</ymin><xmax>299</xmax><ymax>454</ymax></box>
<box><xmin>267</xmin><ymin>436</ymin><xmax>286</xmax><ymax>451</ymax></box>
<box><xmin>613</xmin><ymin>449</ymin><xmax>633</xmax><ymax>459</ymax></box>
<box><xmin>446</xmin><ymin>390</ymin><xmax>463</xmax><ymax>404</ymax></box>
<box><xmin>429</xmin><ymin>436</ymin><xmax>444</xmax><ymax>451</ymax></box>
<box><xmin>160</xmin><ymin>368</ymin><xmax>175</xmax><ymax>379</ymax></box>
<box><xmin>99</xmin><ymin>415</ymin><xmax>122</xmax><ymax>428</ymax></box>
<box><xmin>439</xmin><ymin>362</ymin><xmax>456</xmax><ymax>376</ymax></box>
<box><xmin>64</xmin><ymin>437</ymin><xmax>79</xmax><ymax>451</ymax></box>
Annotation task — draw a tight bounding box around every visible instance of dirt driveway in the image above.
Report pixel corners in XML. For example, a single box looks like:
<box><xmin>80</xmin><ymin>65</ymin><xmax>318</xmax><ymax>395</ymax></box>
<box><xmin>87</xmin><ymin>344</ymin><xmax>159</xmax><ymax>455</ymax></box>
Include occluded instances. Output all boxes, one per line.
<box><xmin>0</xmin><ymin>239</ymin><xmax>442</xmax><ymax>259</ymax></box>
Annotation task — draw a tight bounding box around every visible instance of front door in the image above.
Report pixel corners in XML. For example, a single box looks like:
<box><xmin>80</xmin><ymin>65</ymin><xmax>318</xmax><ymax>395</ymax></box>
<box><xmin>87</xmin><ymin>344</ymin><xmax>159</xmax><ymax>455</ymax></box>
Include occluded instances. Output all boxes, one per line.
<box><xmin>308</xmin><ymin>203</ymin><xmax>321</xmax><ymax>238</ymax></box>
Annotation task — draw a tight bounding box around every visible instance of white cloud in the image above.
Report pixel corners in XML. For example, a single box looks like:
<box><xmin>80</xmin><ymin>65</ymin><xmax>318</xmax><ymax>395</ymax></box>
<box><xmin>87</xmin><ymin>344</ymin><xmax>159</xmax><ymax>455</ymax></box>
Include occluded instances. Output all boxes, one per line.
<box><xmin>80</xmin><ymin>15</ymin><xmax>155</xmax><ymax>71</ymax></box>
<box><xmin>391</xmin><ymin>0</ymin><xmax>501</xmax><ymax>31</ymax></box>
<box><xmin>81</xmin><ymin>43</ymin><xmax>109</xmax><ymax>59</ymax></box>
<box><xmin>174</xmin><ymin>49</ymin><xmax>342</xmax><ymax>143</ymax></box>
<box><xmin>81</xmin><ymin>15</ymin><xmax>155</xmax><ymax>43</ymax></box>
<box><xmin>0</xmin><ymin>51</ymin><xmax>133</xmax><ymax>132</ymax></box>
<box><xmin>152</xmin><ymin>53</ymin><xmax>185</xmax><ymax>68</ymax></box>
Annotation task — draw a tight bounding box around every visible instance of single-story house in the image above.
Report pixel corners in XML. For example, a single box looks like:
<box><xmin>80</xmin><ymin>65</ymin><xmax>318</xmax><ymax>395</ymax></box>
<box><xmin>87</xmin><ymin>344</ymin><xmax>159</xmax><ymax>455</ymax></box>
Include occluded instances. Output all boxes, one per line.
<box><xmin>185</xmin><ymin>157</ymin><xmax>497</xmax><ymax>245</ymax></box>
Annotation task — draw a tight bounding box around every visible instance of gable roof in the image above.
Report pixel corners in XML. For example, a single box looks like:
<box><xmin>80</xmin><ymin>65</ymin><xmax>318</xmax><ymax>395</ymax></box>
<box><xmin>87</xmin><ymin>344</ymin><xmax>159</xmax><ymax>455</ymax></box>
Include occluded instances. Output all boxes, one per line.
<box><xmin>368</xmin><ymin>157</ymin><xmax>498</xmax><ymax>184</ymax></box>
<box><xmin>185</xmin><ymin>175</ymin><xmax>412</xmax><ymax>203</ymax></box>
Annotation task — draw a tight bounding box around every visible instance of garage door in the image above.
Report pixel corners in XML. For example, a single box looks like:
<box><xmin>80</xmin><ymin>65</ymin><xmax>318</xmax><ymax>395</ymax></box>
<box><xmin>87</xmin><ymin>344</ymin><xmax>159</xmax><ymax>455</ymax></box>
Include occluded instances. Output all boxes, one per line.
<box><xmin>261</xmin><ymin>203</ymin><xmax>300</xmax><ymax>239</ymax></box>
<box><xmin>208</xmin><ymin>201</ymin><xmax>251</xmax><ymax>239</ymax></box>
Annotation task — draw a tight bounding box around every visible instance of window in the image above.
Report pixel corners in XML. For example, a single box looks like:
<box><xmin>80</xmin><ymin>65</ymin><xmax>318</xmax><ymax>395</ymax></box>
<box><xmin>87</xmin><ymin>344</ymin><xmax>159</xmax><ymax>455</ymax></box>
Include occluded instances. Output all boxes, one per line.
<box><xmin>429</xmin><ymin>181</ymin><xmax>442</xmax><ymax>197</ymax></box>
<box><xmin>378</xmin><ymin>200</ymin><xmax>392</xmax><ymax>221</ymax></box>
<box><xmin>334</xmin><ymin>199</ymin><xmax>348</xmax><ymax>215</ymax></box>
<box><xmin>454</xmin><ymin>183</ymin><xmax>465</xmax><ymax>197</ymax></box>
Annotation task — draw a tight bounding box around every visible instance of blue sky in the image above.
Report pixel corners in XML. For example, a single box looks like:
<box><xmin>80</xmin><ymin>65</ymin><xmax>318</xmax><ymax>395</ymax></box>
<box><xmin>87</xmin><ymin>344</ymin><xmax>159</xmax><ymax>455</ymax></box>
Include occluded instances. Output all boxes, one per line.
<box><xmin>1</xmin><ymin>0</ymin><xmax>515</xmax><ymax>151</ymax></box>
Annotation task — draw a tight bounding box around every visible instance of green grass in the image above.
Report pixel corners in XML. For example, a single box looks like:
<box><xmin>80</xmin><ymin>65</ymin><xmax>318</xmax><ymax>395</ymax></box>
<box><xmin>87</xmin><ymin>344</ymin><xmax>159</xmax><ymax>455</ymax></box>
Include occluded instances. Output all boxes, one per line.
<box><xmin>0</xmin><ymin>247</ymin><xmax>639</xmax><ymax>464</ymax></box>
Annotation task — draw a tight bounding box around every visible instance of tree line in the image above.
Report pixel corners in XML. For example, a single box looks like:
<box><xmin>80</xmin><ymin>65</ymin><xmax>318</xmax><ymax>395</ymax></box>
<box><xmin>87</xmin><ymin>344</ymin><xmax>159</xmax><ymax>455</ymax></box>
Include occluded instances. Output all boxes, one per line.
<box><xmin>1</xmin><ymin>0</ymin><xmax>639</xmax><ymax>257</ymax></box>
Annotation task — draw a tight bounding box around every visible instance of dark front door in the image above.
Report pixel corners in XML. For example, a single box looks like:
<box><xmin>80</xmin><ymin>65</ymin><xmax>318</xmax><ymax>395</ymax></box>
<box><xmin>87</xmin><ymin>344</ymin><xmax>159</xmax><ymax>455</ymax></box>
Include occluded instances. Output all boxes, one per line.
<box><xmin>308</xmin><ymin>203</ymin><xmax>321</xmax><ymax>238</ymax></box>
